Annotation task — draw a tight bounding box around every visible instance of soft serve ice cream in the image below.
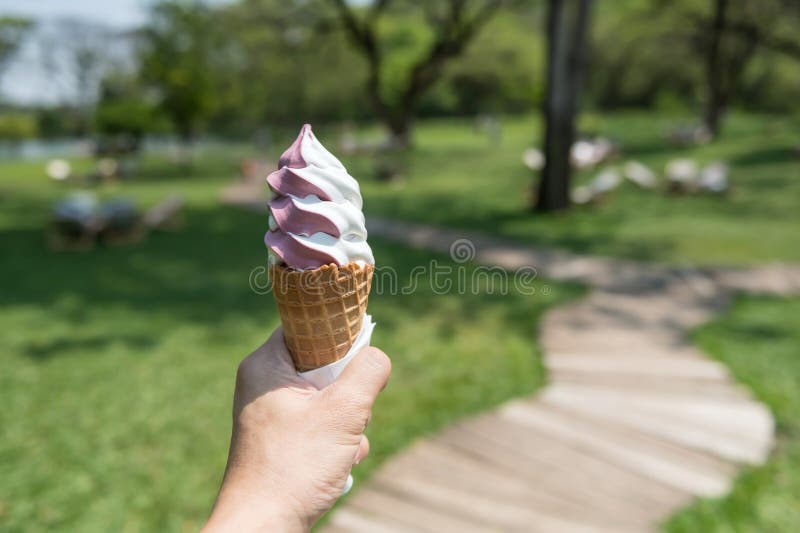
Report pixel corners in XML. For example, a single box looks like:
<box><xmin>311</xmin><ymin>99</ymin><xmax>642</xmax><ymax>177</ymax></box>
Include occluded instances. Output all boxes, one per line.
<box><xmin>265</xmin><ymin>124</ymin><xmax>373</xmax><ymax>270</ymax></box>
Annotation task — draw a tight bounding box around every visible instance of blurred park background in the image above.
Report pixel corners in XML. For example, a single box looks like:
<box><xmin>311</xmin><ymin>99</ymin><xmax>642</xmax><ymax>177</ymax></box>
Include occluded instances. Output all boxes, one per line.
<box><xmin>1</xmin><ymin>0</ymin><xmax>798</xmax><ymax>531</ymax></box>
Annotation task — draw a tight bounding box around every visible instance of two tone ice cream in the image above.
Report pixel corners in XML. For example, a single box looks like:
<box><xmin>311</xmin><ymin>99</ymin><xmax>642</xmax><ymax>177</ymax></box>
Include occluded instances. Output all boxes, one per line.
<box><xmin>265</xmin><ymin>125</ymin><xmax>373</xmax><ymax>270</ymax></box>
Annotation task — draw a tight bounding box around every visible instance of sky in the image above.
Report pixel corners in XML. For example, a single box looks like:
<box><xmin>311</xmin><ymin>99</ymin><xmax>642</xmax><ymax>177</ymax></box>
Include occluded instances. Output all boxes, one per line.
<box><xmin>0</xmin><ymin>0</ymin><xmax>232</xmax><ymax>104</ymax></box>
<box><xmin>0</xmin><ymin>0</ymin><xmax>150</xmax><ymax>28</ymax></box>
<box><xmin>0</xmin><ymin>0</ymin><xmax>150</xmax><ymax>104</ymax></box>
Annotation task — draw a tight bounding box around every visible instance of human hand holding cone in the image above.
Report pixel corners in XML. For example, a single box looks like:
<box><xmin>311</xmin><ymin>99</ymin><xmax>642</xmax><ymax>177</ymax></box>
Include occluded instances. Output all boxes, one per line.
<box><xmin>265</xmin><ymin>125</ymin><xmax>375</xmax><ymax>493</ymax></box>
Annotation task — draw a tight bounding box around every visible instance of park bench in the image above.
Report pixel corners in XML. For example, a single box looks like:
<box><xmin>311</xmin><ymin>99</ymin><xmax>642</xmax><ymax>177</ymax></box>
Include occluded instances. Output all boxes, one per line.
<box><xmin>49</xmin><ymin>194</ymin><xmax>184</xmax><ymax>252</ymax></box>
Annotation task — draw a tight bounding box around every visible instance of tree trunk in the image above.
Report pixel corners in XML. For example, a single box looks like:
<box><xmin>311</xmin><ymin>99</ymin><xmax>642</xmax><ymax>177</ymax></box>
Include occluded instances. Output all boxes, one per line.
<box><xmin>536</xmin><ymin>0</ymin><xmax>593</xmax><ymax>212</ymax></box>
<box><xmin>704</xmin><ymin>0</ymin><xmax>728</xmax><ymax>137</ymax></box>
<box><xmin>388</xmin><ymin>116</ymin><xmax>412</xmax><ymax>149</ymax></box>
<box><xmin>363</xmin><ymin>65</ymin><xmax>412</xmax><ymax>149</ymax></box>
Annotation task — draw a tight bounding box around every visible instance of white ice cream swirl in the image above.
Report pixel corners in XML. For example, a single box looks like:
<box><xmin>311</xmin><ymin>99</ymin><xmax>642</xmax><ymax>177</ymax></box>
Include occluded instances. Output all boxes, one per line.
<box><xmin>264</xmin><ymin>124</ymin><xmax>373</xmax><ymax>270</ymax></box>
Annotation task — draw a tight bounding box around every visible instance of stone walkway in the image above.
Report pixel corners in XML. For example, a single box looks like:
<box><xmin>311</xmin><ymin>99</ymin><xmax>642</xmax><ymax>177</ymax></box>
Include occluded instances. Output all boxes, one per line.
<box><xmin>322</xmin><ymin>218</ymin><xmax>800</xmax><ymax>533</ymax></box>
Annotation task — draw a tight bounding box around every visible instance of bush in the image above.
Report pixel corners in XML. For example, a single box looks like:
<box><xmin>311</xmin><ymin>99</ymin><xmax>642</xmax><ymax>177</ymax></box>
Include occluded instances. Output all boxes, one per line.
<box><xmin>0</xmin><ymin>112</ymin><xmax>37</xmax><ymax>141</ymax></box>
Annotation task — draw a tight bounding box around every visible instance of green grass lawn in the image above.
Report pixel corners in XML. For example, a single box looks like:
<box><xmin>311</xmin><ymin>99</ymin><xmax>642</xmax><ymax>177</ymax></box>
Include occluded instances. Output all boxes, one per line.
<box><xmin>665</xmin><ymin>296</ymin><xmax>800</xmax><ymax>532</ymax></box>
<box><xmin>0</xmin><ymin>156</ymin><xmax>579</xmax><ymax>531</ymax></box>
<box><xmin>346</xmin><ymin>112</ymin><xmax>800</xmax><ymax>265</ymax></box>
<box><xmin>1</xmin><ymin>111</ymin><xmax>797</xmax><ymax>530</ymax></box>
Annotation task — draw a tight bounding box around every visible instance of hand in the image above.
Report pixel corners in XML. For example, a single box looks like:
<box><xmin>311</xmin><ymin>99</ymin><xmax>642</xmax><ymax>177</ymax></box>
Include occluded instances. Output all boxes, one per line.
<box><xmin>202</xmin><ymin>328</ymin><xmax>391</xmax><ymax>532</ymax></box>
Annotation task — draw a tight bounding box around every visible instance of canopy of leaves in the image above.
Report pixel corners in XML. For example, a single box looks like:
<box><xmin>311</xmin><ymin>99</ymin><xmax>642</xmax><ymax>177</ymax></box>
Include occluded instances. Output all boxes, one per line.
<box><xmin>0</xmin><ymin>111</ymin><xmax>37</xmax><ymax>141</ymax></box>
<box><xmin>139</xmin><ymin>2</ymin><xmax>221</xmax><ymax>140</ymax></box>
<box><xmin>5</xmin><ymin>0</ymin><xmax>799</xmax><ymax>139</ymax></box>
<box><xmin>588</xmin><ymin>0</ymin><xmax>800</xmax><ymax>111</ymax></box>
<box><xmin>0</xmin><ymin>17</ymin><xmax>33</xmax><ymax>81</ymax></box>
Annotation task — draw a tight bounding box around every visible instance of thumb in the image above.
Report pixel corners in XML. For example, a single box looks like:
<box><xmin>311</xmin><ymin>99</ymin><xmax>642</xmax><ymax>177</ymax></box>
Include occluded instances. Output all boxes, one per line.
<box><xmin>323</xmin><ymin>347</ymin><xmax>391</xmax><ymax>419</ymax></box>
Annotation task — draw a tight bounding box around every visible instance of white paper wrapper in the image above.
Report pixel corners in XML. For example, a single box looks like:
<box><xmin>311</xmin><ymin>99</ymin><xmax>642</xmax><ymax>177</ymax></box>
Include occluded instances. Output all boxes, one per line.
<box><xmin>297</xmin><ymin>315</ymin><xmax>375</xmax><ymax>389</ymax></box>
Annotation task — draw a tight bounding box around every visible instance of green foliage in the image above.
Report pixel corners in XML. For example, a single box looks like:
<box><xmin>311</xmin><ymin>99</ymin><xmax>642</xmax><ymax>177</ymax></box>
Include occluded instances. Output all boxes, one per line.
<box><xmin>205</xmin><ymin>0</ymin><xmax>545</xmax><ymax>131</ymax></box>
<box><xmin>95</xmin><ymin>99</ymin><xmax>156</xmax><ymax>139</ymax></box>
<box><xmin>666</xmin><ymin>296</ymin><xmax>800</xmax><ymax>532</ymax></box>
<box><xmin>0</xmin><ymin>112</ymin><xmax>37</xmax><ymax>141</ymax></box>
<box><xmin>34</xmin><ymin>107</ymin><xmax>83</xmax><ymax>139</ymax></box>
<box><xmin>210</xmin><ymin>0</ymin><xmax>368</xmax><ymax>133</ymax></box>
<box><xmin>589</xmin><ymin>0</ymin><xmax>702</xmax><ymax>108</ymax></box>
<box><xmin>10</xmin><ymin>0</ymin><xmax>799</xmax><ymax>136</ymax></box>
<box><xmin>3</xmin><ymin>1</ymin><xmax>800</xmax><ymax>138</ymax></box>
<box><xmin>423</xmin><ymin>9</ymin><xmax>544</xmax><ymax>115</ymax></box>
<box><xmin>588</xmin><ymin>0</ymin><xmax>800</xmax><ymax>112</ymax></box>
<box><xmin>139</xmin><ymin>1</ymin><xmax>220</xmax><ymax>140</ymax></box>
<box><xmin>95</xmin><ymin>73</ymin><xmax>160</xmax><ymax>138</ymax></box>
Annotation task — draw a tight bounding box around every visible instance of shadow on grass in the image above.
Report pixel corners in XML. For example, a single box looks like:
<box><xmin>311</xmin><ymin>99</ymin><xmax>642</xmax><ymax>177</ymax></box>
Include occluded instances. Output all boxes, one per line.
<box><xmin>731</xmin><ymin>146</ymin><xmax>798</xmax><ymax>167</ymax></box>
<box><xmin>25</xmin><ymin>335</ymin><xmax>158</xmax><ymax>359</ymax></box>
<box><xmin>622</xmin><ymin>139</ymin><xmax>686</xmax><ymax>158</ymax></box>
<box><xmin>132</xmin><ymin>158</ymin><xmax>237</xmax><ymax>182</ymax></box>
<box><xmin>1</xmin><ymin>196</ymin><xmax>571</xmax><ymax>361</ymax></box>
<box><xmin>365</xmin><ymin>190</ymin><xmax>676</xmax><ymax>262</ymax></box>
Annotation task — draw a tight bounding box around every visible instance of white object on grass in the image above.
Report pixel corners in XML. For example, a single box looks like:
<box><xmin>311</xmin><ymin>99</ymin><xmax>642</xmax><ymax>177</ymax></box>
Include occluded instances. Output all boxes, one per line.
<box><xmin>571</xmin><ymin>140</ymin><xmax>597</xmax><ymax>169</ymax></box>
<box><xmin>46</xmin><ymin>159</ymin><xmax>71</xmax><ymax>181</ymax></box>
<box><xmin>571</xmin><ymin>185</ymin><xmax>594</xmax><ymax>205</ymax></box>
<box><xmin>591</xmin><ymin>168</ymin><xmax>621</xmax><ymax>195</ymax></box>
<box><xmin>522</xmin><ymin>148</ymin><xmax>544</xmax><ymax>171</ymax></box>
<box><xmin>571</xmin><ymin>137</ymin><xmax>614</xmax><ymax>169</ymax></box>
<box><xmin>699</xmin><ymin>162</ymin><xmax>729</xmax><ymax>193</ymax></box>
<box><xmin>623</xmin><ymin>160</ymin><xmax>658</xmax><ymax>188</ymax></box>
<box><xmin>665</xmin><ymin>158</ymin><xmax>699</xmax><ymax>184</ymax></box>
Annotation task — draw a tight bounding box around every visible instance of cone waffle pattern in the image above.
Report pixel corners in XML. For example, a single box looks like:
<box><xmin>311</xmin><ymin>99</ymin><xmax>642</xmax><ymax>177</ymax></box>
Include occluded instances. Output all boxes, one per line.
<box><xmin>270</xmin><ymin>262</ymin><xmax>373</xmax><ymax>371</ymax></box>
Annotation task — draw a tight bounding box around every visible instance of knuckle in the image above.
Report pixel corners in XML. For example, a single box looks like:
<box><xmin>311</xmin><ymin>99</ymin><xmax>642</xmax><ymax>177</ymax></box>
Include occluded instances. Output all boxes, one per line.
<box><xmin>362</xmin><ymin>347</ymin><xmax>391</xmax><ymax>376</ymax></box>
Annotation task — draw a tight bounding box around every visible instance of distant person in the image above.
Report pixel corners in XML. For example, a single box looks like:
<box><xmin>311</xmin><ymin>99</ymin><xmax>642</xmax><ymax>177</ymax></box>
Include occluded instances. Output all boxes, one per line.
<box><xmin>202</xmin><ymin>328</ymin><xmax>391</xmax><ymax>532</ymax></box>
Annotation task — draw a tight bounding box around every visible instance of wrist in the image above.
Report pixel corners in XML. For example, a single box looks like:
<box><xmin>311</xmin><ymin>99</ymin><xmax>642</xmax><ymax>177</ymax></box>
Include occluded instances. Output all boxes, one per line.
<box><xmin>204</xmin><ymin>478</ymin><xmax>308</xmax><ymax>532</ymax></box>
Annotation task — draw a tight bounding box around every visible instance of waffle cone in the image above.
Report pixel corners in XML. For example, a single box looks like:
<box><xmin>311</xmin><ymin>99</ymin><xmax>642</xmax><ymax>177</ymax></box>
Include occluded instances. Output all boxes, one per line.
<box><xmin>269</xmin><ymin>262</ymin><xmax>374</xmax><ymax>371</ymax></box>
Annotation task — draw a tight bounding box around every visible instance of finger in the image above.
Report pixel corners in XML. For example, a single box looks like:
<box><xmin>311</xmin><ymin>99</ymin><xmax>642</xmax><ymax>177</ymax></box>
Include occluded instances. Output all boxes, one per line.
<box><xmin>326</xmin><ymin>347</ymin><xmax>391</xmax><ymax>413</ymax></box>
<box><xmin>354</xmin><ymin>435</ymin><xmax>370</xmax><ymax>465</ymax></box>
<box><xmin>261</xmin><ymin>326</ymin><xmax>297</xmax><ymax>372</ymax></box>
<box><xmin>238</xmin><ymin>326</ymin><xmax>311</xmax><ymax>391</ymax></box>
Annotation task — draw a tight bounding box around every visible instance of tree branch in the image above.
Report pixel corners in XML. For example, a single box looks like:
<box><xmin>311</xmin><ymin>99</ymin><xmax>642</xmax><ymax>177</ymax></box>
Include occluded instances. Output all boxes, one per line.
<box><xmin>685</xmin><ymin>11</ymin><xmax>800</xmax><ymax>60</ymax></box>
<box><xmin>327</xmin><ymin>0</ymin><xmax>504</xmax><ymax>145</ymax></box>
<box><xmin>725</xmin><ymin>19</ymin><xmax>800</xmax><ymax>60</ymax></box>
<box><xmin>400</xmin><ymin>0</ymin><xmax>504</xmax><ymax>112</ymax></box>
<box><xmin>329</xmin><ymin>0</ymin><xmax>367</xmax><ymax>44</ymax></box>
<box><xmin>366</xmin><ymin>0</ymin><xmax>391</xmax><ymax>25</ymax></box>
<box><xmin>328</xmin><ymin>0</ymin><xmax>394</xmax><ymax>127</ymax></box>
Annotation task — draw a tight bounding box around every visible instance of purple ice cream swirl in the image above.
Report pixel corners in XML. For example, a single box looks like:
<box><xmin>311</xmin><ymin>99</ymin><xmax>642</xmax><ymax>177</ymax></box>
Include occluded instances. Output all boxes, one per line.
<box><xmin>265</xmin><ymin>124</ymin><xmax>373</xmax><ymax>270</ymax></box>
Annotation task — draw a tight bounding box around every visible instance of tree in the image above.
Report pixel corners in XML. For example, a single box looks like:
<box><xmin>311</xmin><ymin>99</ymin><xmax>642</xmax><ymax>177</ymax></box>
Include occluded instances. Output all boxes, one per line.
<box><xmin>0</xmin><ymin>17</ymin><xmax>32</xmax><ymax>85</ymax></box>
<box><xmin>0</xmin><ymin>112</ymin><xmax>37</xmax><ymax>144</ymax></box>
<box><xmin>139</xmin><ymin>1</ymin><xmax>219</xmax><ymax>143</ymax></box>
<box><xmin>212</xmin><ymin>0</ymin><xmax>368</xmax><ymax>133</ymax></box>
<box><xmin>655</xmin><ymin>0</ymin><xmax>800</xmax><ymax>137</ymax></box>
<box><xmin>536</xmin><ymin>0</ymin><xmax>592</xmax><ymax>212</ymax></box>
<box><xmin>703</xmin><ymin>0</ymin><xmax>800</xmax><ymax>136</ymax></box>
<box><xmin>95</xmin><ymin>71</ymin><xmax>159</xmax><ymax>146</ymax></box>
<box><xmin>328</xmin><ymin>0</ymin><xmax>506</xmax><ymax>148</ymax></box>
<box><xmin>38</xmin><ymin>18</ymin><xmax>118</xmax><ymax>134</ymax></box>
